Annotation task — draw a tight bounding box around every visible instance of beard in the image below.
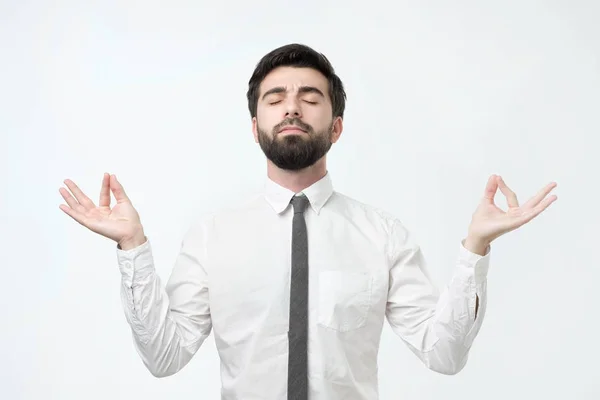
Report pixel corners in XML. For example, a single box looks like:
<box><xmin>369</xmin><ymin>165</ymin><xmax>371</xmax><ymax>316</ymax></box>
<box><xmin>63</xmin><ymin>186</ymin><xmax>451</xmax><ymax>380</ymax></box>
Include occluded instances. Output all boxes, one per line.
<box><xmin>257</xmin><ymin>117</ymin><xmax>333</xmax><ymax>171</ymax></box>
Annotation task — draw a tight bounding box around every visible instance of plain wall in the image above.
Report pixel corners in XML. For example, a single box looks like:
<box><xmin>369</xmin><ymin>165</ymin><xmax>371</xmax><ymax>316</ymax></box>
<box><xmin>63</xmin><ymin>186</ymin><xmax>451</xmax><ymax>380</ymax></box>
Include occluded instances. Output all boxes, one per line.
<box><xmin>1</xmin><ymin>1</ymin><xmax>598</xmax><ymax>398</ymax></box>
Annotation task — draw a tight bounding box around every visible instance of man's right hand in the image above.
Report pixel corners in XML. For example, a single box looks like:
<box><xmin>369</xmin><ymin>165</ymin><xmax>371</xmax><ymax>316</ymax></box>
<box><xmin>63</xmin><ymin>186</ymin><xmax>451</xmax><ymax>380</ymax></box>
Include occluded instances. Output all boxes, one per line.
<box><xmin>59</xmin><ymin>173</ymin><xmax>146</xmax><ymax>250</ymax></box>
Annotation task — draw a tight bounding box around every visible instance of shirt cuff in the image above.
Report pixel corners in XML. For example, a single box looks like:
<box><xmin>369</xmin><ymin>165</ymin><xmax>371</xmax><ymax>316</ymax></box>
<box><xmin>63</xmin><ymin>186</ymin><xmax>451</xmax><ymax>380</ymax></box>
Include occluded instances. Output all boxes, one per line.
<box><xmin>457</xmin><ymin>241</ymin><xmax>491</xmax><ymax>285</ymax></box>
<box><xmin>116</xmin><ymin>238</ymin><xmax>154</xmax><ymax>288</ymax></box>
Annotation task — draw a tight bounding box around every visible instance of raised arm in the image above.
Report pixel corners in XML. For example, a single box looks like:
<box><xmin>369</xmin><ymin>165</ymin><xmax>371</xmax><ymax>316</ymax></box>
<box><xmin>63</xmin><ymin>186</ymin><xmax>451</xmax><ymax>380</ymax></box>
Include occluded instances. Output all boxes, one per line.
<box><xmin>386</xmin><ymin>174</ymin><xmax>557</xmax><ymax>374</ymax></box>
<box><xmin>59</xmin><ymin>173</ymin><xmax>212</xmax><ymax>376</ymax></box>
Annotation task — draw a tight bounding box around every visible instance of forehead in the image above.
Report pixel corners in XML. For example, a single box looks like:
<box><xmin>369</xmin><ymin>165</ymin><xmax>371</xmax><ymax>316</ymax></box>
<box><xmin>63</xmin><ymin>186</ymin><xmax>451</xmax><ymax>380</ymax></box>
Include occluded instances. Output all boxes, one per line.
<box><xmin>259</xmin><ymin>66</ymin><xmax>328</xmax><ymax>95</ymax></box>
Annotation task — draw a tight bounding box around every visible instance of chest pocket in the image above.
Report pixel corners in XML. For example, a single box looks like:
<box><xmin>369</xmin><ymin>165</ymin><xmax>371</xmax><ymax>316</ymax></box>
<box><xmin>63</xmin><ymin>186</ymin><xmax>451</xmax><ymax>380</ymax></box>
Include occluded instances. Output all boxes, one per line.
<box><xmin>317</xmin><ymin>270</ymin><xmax>374</xmax><ymax>332</ymax></box>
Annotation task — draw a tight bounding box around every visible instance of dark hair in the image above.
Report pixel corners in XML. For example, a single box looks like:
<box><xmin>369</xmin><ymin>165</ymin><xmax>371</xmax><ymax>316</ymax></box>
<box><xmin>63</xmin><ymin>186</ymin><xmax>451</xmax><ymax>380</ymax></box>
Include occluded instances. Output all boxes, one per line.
<box><xmin>246</xmin><ymin>43</ymin><xmax>346</xmax><ymax>119</ymax></box>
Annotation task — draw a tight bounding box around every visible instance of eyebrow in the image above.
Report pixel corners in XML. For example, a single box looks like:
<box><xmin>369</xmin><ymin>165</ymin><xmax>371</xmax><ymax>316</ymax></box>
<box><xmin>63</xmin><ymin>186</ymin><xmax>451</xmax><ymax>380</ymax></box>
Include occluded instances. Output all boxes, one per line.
<box><xmin>261</xmin><ymin>86</ymin><xmax>325</xmax><ymax>100</ymax></box>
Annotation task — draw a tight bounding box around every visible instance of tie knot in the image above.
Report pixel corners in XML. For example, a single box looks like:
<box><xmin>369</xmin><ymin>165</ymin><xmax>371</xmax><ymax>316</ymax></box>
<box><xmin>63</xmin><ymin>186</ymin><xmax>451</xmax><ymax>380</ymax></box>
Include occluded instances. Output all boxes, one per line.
<box><xmin>291</xmin><ymin>195</ymin><xmax>309</xmax><ymax>214</ymax></box>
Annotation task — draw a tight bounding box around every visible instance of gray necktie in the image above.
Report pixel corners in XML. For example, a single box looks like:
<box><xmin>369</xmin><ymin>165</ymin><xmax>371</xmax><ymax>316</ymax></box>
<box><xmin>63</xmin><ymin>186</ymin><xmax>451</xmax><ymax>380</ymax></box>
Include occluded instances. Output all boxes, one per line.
<box><xmin>288</xmin><ymin>195</ymin><xmax>310</xmax><ymax>400</ymax></box>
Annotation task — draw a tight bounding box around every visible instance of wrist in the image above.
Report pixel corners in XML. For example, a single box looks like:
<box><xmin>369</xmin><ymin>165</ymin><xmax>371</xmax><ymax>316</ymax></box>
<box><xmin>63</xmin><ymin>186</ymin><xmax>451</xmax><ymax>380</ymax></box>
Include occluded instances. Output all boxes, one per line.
<box><xmin>119</xmin><ymin>228</ymin><xmax>146</xmax><ymax>250</ymax></box>
<box><xmin>463</xmin><ymin>235</ymin><xmax>490</xmax><ymax>256</ymax></box>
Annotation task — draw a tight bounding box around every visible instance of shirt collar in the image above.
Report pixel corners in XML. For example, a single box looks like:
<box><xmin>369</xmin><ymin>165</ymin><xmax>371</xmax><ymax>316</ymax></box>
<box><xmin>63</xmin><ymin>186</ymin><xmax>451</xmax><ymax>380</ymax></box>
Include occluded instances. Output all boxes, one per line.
<box><xmin>264</xmin><ymin>172</ymin><xmax>334</xmax><ymax>215</ymax></box>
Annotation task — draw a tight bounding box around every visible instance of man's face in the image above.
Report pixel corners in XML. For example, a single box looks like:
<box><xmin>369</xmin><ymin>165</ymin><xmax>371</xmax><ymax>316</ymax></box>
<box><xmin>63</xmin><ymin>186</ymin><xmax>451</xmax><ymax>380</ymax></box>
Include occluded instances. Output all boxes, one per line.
<box><xmin>252</xmin><ymin>66</ymin><xmax>342</xmax><ymax>171</ymax></box>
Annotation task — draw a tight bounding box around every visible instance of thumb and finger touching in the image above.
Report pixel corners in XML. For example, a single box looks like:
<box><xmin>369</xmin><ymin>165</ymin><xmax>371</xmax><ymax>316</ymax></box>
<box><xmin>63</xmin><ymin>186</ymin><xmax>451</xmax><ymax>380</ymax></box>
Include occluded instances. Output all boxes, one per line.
<box><xmin>59</xmin><ymin>173</ymin><xmax>134</xmax><ymax>235</ymax></box>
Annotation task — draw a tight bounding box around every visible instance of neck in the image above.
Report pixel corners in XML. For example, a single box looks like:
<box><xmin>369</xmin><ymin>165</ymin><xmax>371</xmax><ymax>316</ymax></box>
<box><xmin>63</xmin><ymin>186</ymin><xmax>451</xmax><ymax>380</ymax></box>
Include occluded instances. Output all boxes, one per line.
<box><xmin>266</xmin><ymin>158</ymin><xmax>327</xmax><ymax>193</ymax></box>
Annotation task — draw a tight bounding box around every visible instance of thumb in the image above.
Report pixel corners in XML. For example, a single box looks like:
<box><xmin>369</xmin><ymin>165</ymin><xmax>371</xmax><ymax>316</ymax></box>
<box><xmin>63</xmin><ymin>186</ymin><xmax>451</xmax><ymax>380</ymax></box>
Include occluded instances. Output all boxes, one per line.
<box><xmin>110</xmin><ymin>174</ymin><xmax>130</xmax><ymax>203</ymax></box>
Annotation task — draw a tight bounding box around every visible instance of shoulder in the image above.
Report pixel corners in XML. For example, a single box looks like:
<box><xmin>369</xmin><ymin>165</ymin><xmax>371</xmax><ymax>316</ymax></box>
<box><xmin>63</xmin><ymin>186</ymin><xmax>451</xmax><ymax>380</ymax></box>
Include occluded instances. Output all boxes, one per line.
<box><xmin>186</xmin><ymin>192</ymin><xmax>264</xmax><ymax>231</ymax></box>
<box><xmin>330</xmin><ymin>190</ymin><xmax>417</xmax><ymax>247</ymax></box>
<box><xmin>330</xmin><ymin>191</ymin><xmax>404</xmax><ymax>228</ymax></box>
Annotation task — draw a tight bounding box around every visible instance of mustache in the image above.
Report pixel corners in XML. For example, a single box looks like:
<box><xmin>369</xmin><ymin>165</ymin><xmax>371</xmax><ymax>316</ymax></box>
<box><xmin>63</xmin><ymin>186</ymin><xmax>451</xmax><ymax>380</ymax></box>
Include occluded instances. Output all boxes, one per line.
<box><xmin>273</xmin><ymin>118</ymin><xmax>312</xmax><ymax>134</ymax></box>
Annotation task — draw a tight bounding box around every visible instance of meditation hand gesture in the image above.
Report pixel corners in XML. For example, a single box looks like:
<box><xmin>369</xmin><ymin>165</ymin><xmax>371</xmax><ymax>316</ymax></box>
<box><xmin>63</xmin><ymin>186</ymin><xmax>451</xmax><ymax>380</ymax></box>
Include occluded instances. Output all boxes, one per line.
<box><xmin>59</xmin><ymin>173</ymin><xmax>146</xmax><ymax>250</ymax></box>
<box><xmin>464</xmin><ymin>174</ymin><xmax>558</xmax><ymax>254</ymax></box>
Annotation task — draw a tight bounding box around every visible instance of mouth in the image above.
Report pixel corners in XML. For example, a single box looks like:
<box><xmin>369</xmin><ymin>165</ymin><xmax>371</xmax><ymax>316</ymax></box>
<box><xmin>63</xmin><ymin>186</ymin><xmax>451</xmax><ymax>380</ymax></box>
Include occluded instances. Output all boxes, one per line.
<box><xmin>278</xmin><ymin>126</ymin><xmax>307</xmax><ymax>135</ymax></box>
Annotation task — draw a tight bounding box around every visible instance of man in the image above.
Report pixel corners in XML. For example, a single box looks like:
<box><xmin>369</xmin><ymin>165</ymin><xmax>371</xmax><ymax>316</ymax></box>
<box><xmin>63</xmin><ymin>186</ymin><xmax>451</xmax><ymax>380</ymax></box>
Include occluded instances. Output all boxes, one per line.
<box><xmin>59</xmin><ymin>43</ymin><xmax>558</xmax><ymax>399</ymax></box>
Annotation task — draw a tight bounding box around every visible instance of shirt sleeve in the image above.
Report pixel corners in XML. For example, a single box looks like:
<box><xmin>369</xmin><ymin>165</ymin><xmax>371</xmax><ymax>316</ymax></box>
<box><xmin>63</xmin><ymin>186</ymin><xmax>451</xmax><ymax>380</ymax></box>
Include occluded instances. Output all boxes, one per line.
<box><xmin>385</xmin><ymin>218</ymin><xmax>490</xmax><ymax>375</ymax></box>
<box><xmin>116</xmin><ymin>218</ymin><xmax>212</xmax><ymax>377</ymax></box>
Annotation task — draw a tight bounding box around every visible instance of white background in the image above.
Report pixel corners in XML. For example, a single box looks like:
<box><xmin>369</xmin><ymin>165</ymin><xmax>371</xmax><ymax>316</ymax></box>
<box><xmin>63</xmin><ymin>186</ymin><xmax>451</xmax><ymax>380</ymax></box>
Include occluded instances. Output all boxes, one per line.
<box><xmin>1</xmin><ymin>1</ymin><xmax>599</xmax><ymax>399</ymax></box>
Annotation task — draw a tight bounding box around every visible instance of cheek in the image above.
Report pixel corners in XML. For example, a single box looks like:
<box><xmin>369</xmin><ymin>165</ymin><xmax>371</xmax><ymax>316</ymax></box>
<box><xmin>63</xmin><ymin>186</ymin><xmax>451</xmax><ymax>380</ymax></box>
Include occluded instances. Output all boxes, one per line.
<box><xmin>308</xmin><ymin>111</ymin><xmax>333</xmax><ymax>130</ymax></box>
<box><xmin>256</xmin><ymin>106</ymin><xmax>279</xmax><ymax>128</ymax></box>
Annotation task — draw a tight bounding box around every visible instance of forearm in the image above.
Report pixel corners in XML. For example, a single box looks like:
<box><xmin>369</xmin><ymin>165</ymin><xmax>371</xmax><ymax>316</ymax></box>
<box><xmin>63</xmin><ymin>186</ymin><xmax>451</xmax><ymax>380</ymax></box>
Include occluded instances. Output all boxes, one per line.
<box><xmin>117</xmin><ymin>239</ymin><xmax>210</xmax><ymax>377</ymax></box>
<box><xmin>463</xmin><ymin>236</ymin><xmax>489</xmax><ymax>317</ymax></box>
<box><xmin>417</xmin><ymin>267</ymin><xmax>488</xmax><ymax>375</ymax></box>
<box><xmin>387</xmin><ymin>237</ymin><xmax>490</xmax><ymax>375</ymax></box>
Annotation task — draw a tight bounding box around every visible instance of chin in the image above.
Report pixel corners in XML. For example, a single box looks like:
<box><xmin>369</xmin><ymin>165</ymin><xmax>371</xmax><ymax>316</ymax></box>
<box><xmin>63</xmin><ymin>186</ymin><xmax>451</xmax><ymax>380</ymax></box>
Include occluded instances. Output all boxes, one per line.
<box><xmin>278</xmin><ymin>135</ymin><xmax>308</xmax><ymax>144</ymax></box>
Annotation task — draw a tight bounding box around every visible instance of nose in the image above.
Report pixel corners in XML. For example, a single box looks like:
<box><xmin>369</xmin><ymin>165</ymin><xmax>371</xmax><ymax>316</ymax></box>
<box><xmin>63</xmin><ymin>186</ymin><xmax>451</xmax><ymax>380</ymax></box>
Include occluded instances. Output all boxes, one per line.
<box><xmin>284</xmin><ymin>97</ymin><xmax>302</xmax><ymax>118</ymax></box>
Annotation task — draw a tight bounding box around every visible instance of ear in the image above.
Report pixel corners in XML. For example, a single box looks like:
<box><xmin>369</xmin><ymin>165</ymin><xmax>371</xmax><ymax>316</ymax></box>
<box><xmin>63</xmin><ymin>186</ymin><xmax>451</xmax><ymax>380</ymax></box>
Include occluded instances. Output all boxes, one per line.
<box><xmin>330</xmin><ymin>116</ymin><xmax>343</xmax><ymax>144</ymax></box>
<box><xmin>252</xmin><ymin>117</ymin><xmax>259</xmax><ymax>143</ymax></box>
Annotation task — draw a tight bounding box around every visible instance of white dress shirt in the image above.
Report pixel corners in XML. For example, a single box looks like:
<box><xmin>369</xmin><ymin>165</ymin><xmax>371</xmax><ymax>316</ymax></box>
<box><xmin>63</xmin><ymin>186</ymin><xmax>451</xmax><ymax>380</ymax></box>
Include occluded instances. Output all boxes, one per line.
<box><xmin>116</xmin><ymin>172</ymin><xmax>491</xmax><ymax>399</ymax></box>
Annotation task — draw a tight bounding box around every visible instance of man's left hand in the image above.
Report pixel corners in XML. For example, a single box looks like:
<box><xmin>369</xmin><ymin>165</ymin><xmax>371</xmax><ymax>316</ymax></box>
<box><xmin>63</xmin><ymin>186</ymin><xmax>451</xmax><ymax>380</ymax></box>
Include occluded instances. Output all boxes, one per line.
<box><xmin>464</xmin><ymin>174</ymin><xmax>558</xmax><ymax>255</ymax></box>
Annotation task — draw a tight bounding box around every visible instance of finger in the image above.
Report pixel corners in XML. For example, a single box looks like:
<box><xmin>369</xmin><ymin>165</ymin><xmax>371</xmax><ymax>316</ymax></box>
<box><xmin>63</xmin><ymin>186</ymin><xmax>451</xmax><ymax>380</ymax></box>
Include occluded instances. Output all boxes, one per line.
<box><xmin>482</xmin><ymin>174</ymin><xmax>499</xmax><ymax>204</ymax></box>
<box><xmin>59</xmin><ymin>187</ymin><xmax>86</xmax><ymax>214</ymax></box>
<box><xmin>99</xmin><ymin>173</ymin><xmax>111</xmax><ymax>208</ymax></box>
<box><xmin>497</xmin><ymin>176</ymin><xmax>519</xmax><ymax>208</ymax></box>
<box><xmin>522</xmin><ymin>182</ymin><xmax>558</xmax><ymax>210</ymax></box>
<box><xmin>59</xmin><ymin>203</ymin><xmax>89</xmax><ymax>227</ymax></box>
<box><xmin>63</xmin><ymin>179</ymin><xmax>96</xmax><ymax>209</ymax></box>
<box><xmin>110</xmin><ymin>174</ymin><xmax>130</xmax><ymax>203</ymax></box>
<box><xmin>517</xmin><ymin>194</ymin><xmax>558</xmax><ymax>225</ymax></box>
